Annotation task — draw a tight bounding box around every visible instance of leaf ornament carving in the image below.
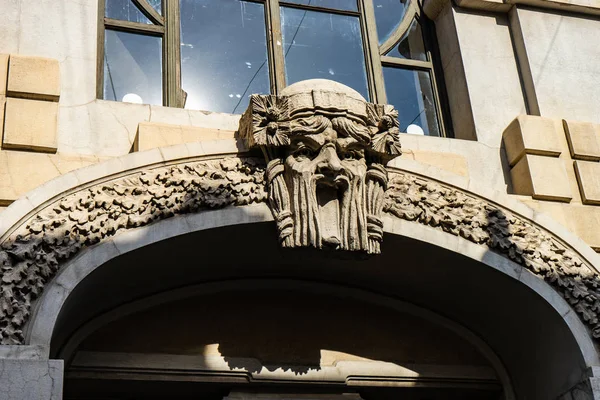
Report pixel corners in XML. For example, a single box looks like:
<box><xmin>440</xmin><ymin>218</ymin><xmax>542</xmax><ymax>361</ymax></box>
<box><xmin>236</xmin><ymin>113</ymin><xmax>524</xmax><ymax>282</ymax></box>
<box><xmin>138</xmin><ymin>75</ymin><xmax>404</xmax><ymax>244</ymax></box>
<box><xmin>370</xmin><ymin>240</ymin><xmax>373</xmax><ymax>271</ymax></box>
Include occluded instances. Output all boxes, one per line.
<box><xmin>367</xmin><ymin>104</ymin><xmax>402</xmax><ymax>160</ymax></box>
<box><xmin>0</xmin><ymin>157</ymin><xmax>267</xmax><ymax>345</ymax></box>
<box><xmin>384</xmin><ymin>171</ymin><xmax>600</xmax><ymax>341</ymax></box>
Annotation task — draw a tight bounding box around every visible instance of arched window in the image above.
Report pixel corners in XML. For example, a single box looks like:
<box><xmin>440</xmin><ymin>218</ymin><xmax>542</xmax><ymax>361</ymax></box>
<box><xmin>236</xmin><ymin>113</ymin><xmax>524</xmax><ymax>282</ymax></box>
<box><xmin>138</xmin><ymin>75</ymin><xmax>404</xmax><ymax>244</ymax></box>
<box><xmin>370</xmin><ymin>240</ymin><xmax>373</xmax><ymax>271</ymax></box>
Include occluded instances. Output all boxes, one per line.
<box><xmin>98</xmin><ymin>0</ymin><xmax>451</xmax><ymax>136</ymax></box>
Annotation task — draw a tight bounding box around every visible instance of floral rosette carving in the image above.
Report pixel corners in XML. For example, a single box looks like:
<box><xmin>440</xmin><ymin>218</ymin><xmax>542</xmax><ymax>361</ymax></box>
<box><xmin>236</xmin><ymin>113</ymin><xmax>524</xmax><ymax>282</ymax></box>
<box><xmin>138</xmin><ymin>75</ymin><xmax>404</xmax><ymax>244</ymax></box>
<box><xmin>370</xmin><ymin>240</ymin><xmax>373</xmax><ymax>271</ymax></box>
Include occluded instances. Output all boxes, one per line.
<box><xmin>367</xmin><ymin>103</ymin><xmax>402</xmax><ymax>161</ymax></box>
<box><xmin>240</xmin><ymin>95</ymin><xmax>290</xmax><ymax>147</ymax></box>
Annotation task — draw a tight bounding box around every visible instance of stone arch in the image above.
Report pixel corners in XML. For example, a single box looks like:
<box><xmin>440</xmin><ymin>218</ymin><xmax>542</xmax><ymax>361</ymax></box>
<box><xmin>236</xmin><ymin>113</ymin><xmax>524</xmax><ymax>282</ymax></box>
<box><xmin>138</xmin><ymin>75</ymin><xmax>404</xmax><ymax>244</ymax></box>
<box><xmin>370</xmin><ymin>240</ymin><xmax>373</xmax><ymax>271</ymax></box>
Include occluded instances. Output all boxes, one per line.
<box><xmin>0</xmin><ymin>145</ymin><xmax>600</xmax><ymax>398</ymax></box>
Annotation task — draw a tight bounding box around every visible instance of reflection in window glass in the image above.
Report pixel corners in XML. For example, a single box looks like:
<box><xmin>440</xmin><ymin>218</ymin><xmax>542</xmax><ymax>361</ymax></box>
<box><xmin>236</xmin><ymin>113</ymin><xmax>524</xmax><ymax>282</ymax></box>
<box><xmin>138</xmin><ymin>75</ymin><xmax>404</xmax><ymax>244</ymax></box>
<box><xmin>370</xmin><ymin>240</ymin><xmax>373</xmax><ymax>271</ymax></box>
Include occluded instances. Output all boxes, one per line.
<box><xmin>373</xmin><ymin>0</ymin><xmax>410</xmax><ymax>45</ymax></box>
<box><xmin>382</xmin><ymin>66</ymin><xmax>440</xmax><ymax>136</ymax></box>
<box><xmin>105</xmin><ymin>0</ymin><xmax>153</xmax><ymax>24</ymax></box>
<box><xmin>384</xmin><ymin>18</ymin><xmax>426</xmax><ymax>61</ymax></box>
<box><xmin>103</xmin><ymin>29</ymin><xmax>163</xmax><ymax>105</ymax></box>
<box><xmin>180</xmin><ymin>0</ymin><xmax>270</xmax><ymax>114</ymax></box>
<box><xmin>281</xmin><ymin>7</ymin><xmax>369</xmax><ymax>100</ymax></box>
<box><xmin>283</xmin><ymin>0</ymin><xmax>358</xmax><ymax>12</ymax></box>
<box><xmin>148</xmin><ymin>0</ymin><xmax>162</xmax><ymax>15</ymax></box>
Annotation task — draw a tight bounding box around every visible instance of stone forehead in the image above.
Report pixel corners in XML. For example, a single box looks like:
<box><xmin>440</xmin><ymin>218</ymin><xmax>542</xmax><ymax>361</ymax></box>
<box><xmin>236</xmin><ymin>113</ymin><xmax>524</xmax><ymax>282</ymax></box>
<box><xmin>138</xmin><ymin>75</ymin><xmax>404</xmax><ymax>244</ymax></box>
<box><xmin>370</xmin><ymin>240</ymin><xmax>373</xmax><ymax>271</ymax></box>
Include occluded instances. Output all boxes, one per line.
<box><xmin>281</xmin><ymin>79</ymin><xmax>366</xmax><ymax>102</ymax></box>
<box><xmin>281</xmin><ymin>80</ymin><xmax>368</xmax><ymax>121</ymax></box>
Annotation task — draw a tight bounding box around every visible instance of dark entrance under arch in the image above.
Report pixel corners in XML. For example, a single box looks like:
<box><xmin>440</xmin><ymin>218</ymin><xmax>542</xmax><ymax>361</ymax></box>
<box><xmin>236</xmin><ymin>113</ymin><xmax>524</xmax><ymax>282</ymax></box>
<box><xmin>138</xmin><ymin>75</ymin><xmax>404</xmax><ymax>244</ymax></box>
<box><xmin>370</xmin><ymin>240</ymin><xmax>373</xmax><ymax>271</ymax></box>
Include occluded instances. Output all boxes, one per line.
<box><xmin>45</xmin><ymin>222</ymin><xmax>591</xmax><ymax>399</ymax></box>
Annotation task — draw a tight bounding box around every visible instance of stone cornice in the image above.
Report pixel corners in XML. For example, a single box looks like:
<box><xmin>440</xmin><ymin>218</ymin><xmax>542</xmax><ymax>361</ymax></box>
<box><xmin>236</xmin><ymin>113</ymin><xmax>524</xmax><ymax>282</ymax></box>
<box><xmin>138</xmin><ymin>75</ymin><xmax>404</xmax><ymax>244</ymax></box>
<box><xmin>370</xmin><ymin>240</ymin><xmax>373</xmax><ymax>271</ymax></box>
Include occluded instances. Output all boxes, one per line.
<box><xmin>1</xmin><ymin>156</ymin><xmax>600</xmax><ymax>345</ymax></box>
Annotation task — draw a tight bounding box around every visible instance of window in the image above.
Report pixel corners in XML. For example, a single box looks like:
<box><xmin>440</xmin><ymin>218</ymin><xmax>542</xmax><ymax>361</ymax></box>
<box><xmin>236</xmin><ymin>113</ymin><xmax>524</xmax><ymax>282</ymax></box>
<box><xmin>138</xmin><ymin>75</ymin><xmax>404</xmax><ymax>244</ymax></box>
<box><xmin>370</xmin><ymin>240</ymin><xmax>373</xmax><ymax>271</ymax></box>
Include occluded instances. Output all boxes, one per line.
<box><xmin>99</xmin><ymin>0</ymin><xmax>451</xmax><ymax>136</ymax></box>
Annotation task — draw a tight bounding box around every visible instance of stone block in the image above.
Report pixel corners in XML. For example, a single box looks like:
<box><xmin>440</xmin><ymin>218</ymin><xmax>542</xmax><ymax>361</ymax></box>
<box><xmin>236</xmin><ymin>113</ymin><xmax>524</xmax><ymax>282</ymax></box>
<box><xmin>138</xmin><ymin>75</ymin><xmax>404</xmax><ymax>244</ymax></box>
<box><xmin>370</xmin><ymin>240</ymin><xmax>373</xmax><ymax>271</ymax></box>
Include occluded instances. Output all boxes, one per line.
<box><xmin>0</xmin><ymin>95</ymin><xmax>5</xmax><ymax>137</ymax></box>
<box><xmin>563</xmin><ymin>120</ymin><xmax>600</xmax><ymax>161</ymax></box>
<box><xmin>502</xmin><ymin>115</ymin><xmax>563</xmax><ymax>166</ymax></box>
<box><xmin>7</xmin><ymin>54</ymin><xmax>60</xmax><ymax>101</ymax></box>
<box><xmin>3</xmin><ymin>97</ymin><xmax>58</xmax><ymax>152</ymax></box>
<box><xmin>0</xmin><ymin>54</ymin><xmax>8</xmax><ymax>96</ymax></box>
<box><xmin>135</xmin><ymin>122</ymin><xmax>236</xmax><ymax>152</ymax></box>
<box><xmin>574</xmin><ymin>160</ymin><xmax>600</xmax><ymax>205</ymax></box>
<box><xmin>511</xmin><ymin>154</ymin><xmax>572</xmax><ymax>202</ymax></box>
<box><xmin>0</xmin><ymin>359</ymin><xmax>63</xmax><ymax>399</ymax></box>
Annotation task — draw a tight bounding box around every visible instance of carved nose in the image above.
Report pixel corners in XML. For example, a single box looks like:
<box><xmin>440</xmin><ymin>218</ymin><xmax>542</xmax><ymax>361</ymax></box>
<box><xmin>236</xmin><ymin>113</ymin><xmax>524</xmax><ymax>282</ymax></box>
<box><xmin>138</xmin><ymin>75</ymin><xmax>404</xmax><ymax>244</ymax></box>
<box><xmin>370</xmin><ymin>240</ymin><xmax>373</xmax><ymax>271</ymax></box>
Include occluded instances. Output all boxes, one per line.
<box><xmin>317</xmin><ymin>145</ymin><xmax>344</xmax><ymax>176</ymax></box>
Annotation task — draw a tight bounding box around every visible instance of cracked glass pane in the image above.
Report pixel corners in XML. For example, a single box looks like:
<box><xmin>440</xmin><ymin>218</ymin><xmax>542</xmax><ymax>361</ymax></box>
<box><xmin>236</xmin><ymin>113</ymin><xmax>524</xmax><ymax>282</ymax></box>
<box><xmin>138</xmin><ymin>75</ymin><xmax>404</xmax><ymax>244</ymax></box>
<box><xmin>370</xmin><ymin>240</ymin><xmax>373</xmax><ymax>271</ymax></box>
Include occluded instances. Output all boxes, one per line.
<box><xmin>180</xmin><ymin>0</ymin><xmax>270</xmax><ymax>114</ymax></box>
<box><xmin>384</xmin><ymin>18</ymin><xmax>426</xmax><ymax>61</ymax></box>
<box><xmin>281</xmin><ymin>7</ymin><xmax>369</xmax><ymax>100</ymax></box>
<box><xmin>382</xmin><ymin>66</ymin><xmax>440</xmax><ymax>136</ymax></box>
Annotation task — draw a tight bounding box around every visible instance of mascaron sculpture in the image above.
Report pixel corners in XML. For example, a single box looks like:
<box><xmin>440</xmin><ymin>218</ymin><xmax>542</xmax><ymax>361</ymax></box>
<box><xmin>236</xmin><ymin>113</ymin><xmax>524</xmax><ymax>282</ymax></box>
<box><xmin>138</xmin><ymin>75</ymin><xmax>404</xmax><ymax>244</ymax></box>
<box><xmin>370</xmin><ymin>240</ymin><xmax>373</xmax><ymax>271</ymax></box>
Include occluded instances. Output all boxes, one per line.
<box><xmin>239</xmin><ymin>80</ymin><xmax>402</xmax><ymax>254</ymax></box>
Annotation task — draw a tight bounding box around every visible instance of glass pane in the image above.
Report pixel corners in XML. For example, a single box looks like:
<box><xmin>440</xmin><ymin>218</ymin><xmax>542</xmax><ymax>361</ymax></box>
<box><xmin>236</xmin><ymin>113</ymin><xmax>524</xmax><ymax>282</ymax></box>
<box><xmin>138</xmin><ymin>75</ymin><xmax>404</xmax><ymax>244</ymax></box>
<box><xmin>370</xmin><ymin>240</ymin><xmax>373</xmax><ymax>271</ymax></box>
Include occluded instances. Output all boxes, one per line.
<box><xmin>382</xmin><ymin>66</ymin><xmax>440</xmax><ymax>136</ymax></box>
<box><xmin>282</xmin><ymin>0</ymin><xmax>358</xmax><ymax>12</ymax></box>
<box><xmin>373</xmin><ymin>0</ymin><xmax>410</xmax><ymax>45</ymax></box>
<box><xmin>281</xmin><ymin>7</ymin><xmax>369</xmax><ymax>100</ymax></box>
<box><xmin>105</xmin><ymin>0</ymin><xmax>153</xmax><ymax>24</ymax></box>
<box><xmin>384</xmin><ymin>18</ymin><xmax>426</xmax><ymax>60</ymax></box>
<box><xmin>147</xmin><ymin>0</ymin><xmax>162</xmax><ymax>15</ymax></box>
<box><xmin>180</xmin><ymin>0</ymin><xmax>270</xmax><ymax>114</ymax></box>
<box><xmin>103</xmin><ymin>29</ymin><xmax>163</xmax><ymax>105</ymax></box>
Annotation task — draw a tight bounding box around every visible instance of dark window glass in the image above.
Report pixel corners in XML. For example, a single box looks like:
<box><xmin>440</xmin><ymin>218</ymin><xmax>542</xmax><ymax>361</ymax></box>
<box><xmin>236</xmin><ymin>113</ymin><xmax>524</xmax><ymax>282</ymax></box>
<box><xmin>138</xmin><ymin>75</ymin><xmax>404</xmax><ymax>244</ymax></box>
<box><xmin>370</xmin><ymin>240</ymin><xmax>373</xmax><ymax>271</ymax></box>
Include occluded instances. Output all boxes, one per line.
<box><xmin>382</xmin><ymin>66</ymin><xmax>440</xmax><ymax>136</ymax></box>
<box><xmin>281</xmin><ymin>7</ymin><xmax>369</xmax><ymax>100</ymax></box>
<box><xmin>148</xmin><ymin>0</ymin><xmax>162</xmax><ymax>15</ymax></box>
<box><xmin>282</xmin><ymin>0</ymin><xmax>358</xmax><ymax>12</ymax></box>
<box><xmin>180</xmin><ymin>0</ymin><xmax>270</xmax><ymax>114</ymax></box>
<box><xmin>103</xmin><ymin>29</ymin><xmax>163</xmax><ymax>105</ymax></box>
<box><xmin>384</xmin><ymin>18</ymin><xmax>426</xmax><ymax>61</ymax></box>
<box><xmin>373</xmin><ymin>0</ymin><xmax>410</xmax><ymax>44</ymax></box>
<box><xmin>105</xmin><ymin>0</ymin><xmax>153</xmax><ymax>24</ymax></box>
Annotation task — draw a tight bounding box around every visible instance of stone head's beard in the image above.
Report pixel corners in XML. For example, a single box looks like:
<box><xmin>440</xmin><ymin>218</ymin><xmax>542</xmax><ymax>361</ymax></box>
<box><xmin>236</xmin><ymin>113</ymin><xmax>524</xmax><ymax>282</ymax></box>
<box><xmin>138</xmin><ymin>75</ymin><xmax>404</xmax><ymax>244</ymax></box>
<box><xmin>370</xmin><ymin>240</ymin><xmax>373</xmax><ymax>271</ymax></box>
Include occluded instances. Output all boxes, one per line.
<box><xmin>284</xmin><ymin>159</ymin><xmax>368</xmax><ymax>251</ymax></box>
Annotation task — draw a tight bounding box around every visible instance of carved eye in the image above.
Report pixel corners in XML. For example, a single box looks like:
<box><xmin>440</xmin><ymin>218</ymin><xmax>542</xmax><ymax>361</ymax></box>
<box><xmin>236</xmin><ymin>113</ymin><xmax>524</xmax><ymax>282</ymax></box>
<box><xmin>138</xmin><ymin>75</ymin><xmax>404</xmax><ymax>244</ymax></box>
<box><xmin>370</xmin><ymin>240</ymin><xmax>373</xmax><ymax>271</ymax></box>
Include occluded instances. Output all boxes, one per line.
<box><xmin>295</xmin><ymin>147</ymin><xmax>314</xmax><ymax>159</ymax></box>
<box><xmin>342</xmin><ymin>150</ymin><xmax>360</xmax><ymax>160</ymax></box>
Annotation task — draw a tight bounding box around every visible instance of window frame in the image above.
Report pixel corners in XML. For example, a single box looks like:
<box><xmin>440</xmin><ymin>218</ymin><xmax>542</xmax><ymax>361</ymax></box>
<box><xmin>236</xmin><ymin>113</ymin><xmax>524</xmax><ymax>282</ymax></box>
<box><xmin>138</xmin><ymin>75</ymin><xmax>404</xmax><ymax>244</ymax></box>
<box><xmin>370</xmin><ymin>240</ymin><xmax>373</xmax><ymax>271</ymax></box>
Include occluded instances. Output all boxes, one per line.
<box><xmin>97</xmin><ymin>0</ymin><xmax>452</xmax><ymax>136</ymax></box>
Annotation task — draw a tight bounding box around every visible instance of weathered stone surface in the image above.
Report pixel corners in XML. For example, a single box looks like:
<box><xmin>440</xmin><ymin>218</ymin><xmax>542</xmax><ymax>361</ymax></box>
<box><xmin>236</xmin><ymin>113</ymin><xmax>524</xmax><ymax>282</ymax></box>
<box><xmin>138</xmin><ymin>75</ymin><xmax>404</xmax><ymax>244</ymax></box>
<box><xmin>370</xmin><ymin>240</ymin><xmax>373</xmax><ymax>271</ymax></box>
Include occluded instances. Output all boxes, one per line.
<box><xmin>3</xmin><ymin>98</ymin><xmax>58</xmax><ymax>153</ymax></box>
<box><xmin>0</xmin><ymin>54</ymin><xmax>8</xmax><ymax>96</ymax></box>
<box><xmin>564</xmin><ymin>120</ymin><xmax>600</xmax><ymax>161</ymax></box>
<box><xmin>239</xmin><ymin>80</ymin><xmax>402</xmax><ymax>254</ymax></box>
<box><xmin>135</xmin><ymin>122</ymin><xmax>235</xmax><ymax>152</ymax></box>
<box><xmin>511</xmin><ymin>154</ymin><xmax>572</xmax><ymax>202</ymax></box>
<box><xmin>503</xmin><ymin>115</ymin><xmax>563</xmax><ymax>166</ymax></box>
<box><xmin>454</xmin><ymin>10</ymin><xmax>527</xmax><ymax>147</ymax></box>
<box><xmin>516</xmin><ymin>7</ymin><xmax>600</xmax><ymax>125</ymax></box>
<box><xmin>575</xmin><ymin>161</ymin><xmax>600</xmax><ymax>205</ymax></box>
<box><xmin>0</xmin><ymin>152</ymin><xmax>108</xmax><ymax>204</ymax></box>
<box><xmin>7</xmin><ymin>55</ymin><xmax>60</xmax><ymax>101</ymax></box>
<box><xmin>0</xmin><ymin>359</ymin><xmax>63</xmax><ymax>399</ymax></box>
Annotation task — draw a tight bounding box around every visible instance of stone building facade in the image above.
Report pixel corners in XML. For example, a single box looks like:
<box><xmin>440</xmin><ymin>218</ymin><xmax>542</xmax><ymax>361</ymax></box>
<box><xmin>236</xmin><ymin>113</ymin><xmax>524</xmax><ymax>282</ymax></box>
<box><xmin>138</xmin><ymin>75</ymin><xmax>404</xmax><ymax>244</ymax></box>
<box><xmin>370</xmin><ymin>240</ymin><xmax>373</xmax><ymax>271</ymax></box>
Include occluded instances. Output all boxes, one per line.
<box><xmin>1</xmin><ymin>0</ymin><xmax>600</xmax><ymax>399</ymax></box>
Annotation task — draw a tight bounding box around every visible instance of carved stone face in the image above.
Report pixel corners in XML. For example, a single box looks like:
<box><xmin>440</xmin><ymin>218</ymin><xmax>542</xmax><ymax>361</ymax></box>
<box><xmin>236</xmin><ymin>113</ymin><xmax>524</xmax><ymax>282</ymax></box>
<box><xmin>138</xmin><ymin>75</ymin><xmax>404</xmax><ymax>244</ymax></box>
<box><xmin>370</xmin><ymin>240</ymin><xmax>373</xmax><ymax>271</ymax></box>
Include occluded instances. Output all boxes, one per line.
<box><xmin>239</xmin><ymin>79</ymin><xmax>402</xmax><ymax>254</ymax></box>
<box><xmin>284</xmin><ymin>124</ymin><xmax>368</xmax><ymax>250</ymax></box>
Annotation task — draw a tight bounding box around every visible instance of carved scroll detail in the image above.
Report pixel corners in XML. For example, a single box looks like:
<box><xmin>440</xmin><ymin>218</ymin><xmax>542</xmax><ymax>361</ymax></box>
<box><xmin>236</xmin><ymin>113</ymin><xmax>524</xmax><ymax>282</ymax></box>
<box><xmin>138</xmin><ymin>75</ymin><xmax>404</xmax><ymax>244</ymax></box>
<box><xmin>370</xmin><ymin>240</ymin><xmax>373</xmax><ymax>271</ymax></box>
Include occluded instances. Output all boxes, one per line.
<box><xmin>385</xmin><ymin>171</ymin><xmax>600</xmax><ymax>339</ymax></box>
<box><xmin>0</xmin><ymin>157</ymin><xmax>266</xmax><ymax>345</ymax></box>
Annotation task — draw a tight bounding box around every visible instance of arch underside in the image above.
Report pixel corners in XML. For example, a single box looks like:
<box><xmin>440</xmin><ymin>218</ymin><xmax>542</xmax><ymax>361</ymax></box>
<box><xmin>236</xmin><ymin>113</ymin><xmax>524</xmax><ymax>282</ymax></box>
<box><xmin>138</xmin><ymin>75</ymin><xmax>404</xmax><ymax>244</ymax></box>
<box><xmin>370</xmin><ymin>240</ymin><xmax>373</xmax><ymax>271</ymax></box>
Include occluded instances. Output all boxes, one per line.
<box><xmin>46</xmin><ymin>222</ymin><xmax>588</xmax><ymax>399</ymax></box>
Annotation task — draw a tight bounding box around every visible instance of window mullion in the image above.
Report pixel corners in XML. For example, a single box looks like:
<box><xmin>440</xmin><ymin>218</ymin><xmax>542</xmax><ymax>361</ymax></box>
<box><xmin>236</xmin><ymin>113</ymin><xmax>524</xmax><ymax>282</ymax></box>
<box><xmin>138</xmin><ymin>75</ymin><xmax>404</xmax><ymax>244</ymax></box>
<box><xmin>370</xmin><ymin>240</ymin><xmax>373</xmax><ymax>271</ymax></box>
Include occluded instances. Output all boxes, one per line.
<box><xmin>97</xmin><ymin>0</ymin><xmax>106</xmax><ymax>99</ymax></box>
<box><xmin>267</xmin><ymin>0</ymin><xmax>286</xmax><ymax>94</ymax></box>
<box><xmin>164</xmin><ymin>0</ymin><xmax>184</xmax><ymax>107</ymax></box>
<box><xmin>361</xmin><ymin>0</ymin><xmax>386</xmax><ymax>104</ymax></box>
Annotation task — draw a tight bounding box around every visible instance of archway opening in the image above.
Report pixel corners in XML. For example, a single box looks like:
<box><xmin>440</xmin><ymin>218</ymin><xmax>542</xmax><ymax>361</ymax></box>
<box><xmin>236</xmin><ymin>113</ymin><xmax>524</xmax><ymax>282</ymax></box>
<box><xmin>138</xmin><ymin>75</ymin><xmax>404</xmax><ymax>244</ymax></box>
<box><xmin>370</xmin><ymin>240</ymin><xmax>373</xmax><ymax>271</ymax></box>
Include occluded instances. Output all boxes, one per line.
<box><xmin>41</xmin><ymin>221</ymin><xmax>591</xmax><ymax>399</ymax></box>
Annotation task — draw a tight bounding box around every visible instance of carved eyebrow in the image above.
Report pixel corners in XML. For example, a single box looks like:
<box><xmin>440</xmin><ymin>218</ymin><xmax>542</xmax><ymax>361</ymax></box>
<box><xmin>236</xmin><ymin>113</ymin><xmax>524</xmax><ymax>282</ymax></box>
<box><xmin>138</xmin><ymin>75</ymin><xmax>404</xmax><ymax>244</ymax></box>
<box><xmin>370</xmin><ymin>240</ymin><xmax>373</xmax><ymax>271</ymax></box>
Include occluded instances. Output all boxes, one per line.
<box><xmin>336</xmin><ymin>137</ymin><xmax>364</xmax><ymax>151</ymax></box>
<box><xmin>291</xmin><ymin>134</ymin><xmax>325</xmax><ymax>148</ymax></box>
